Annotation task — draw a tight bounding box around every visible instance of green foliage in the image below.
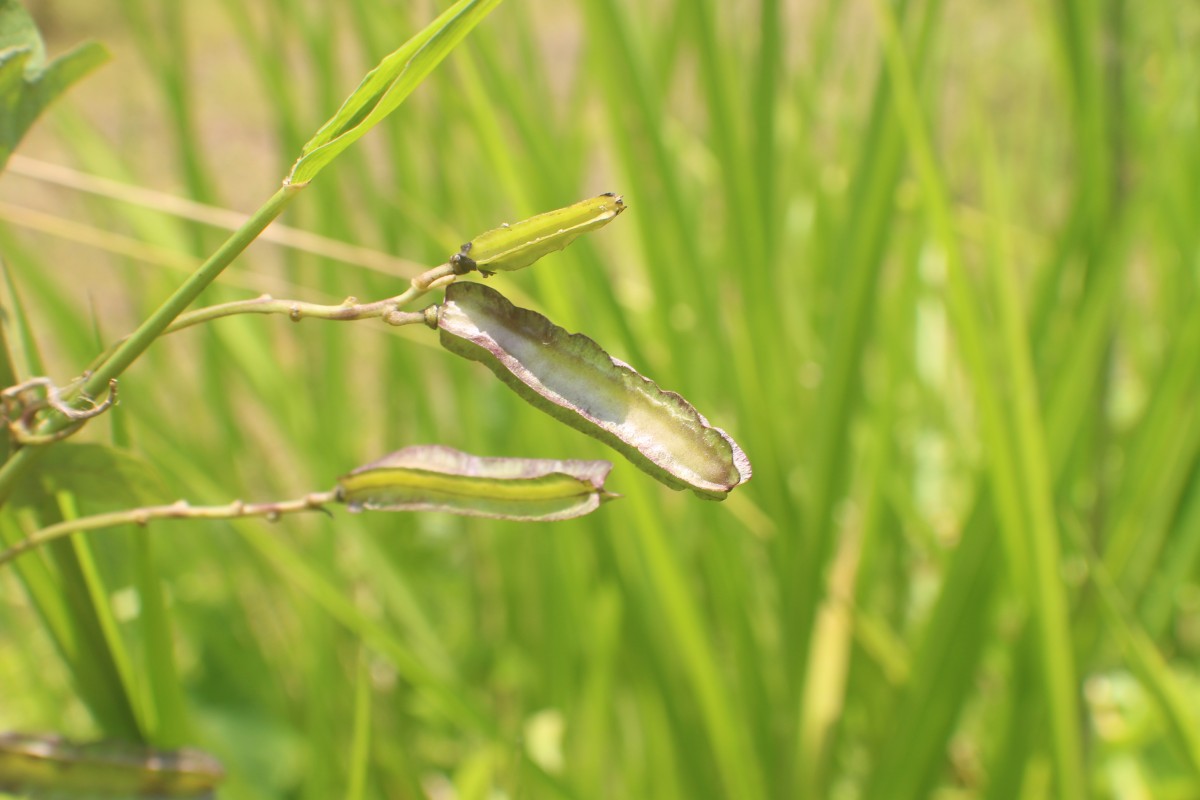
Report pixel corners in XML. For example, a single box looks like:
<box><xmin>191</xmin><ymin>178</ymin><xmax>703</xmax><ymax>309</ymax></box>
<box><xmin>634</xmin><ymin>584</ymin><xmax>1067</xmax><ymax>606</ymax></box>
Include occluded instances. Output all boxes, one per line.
<box><xmin>288</xmin><ymin>0</ymin><xmax>504</xmax><ymax>186</ymax></box>
<box><xmin>2</xmin><ymin>0</ymin><xmax>1200</xmax><ymax>798</ymax></box>
<box><xmin>0</xmin><ymin>0</ymin><xmax>107</xmax><ymax>171</ymax></box>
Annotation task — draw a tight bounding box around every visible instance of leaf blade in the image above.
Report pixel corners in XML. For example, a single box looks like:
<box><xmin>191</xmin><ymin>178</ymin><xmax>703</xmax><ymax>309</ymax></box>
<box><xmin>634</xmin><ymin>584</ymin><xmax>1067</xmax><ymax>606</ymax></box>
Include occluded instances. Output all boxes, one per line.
<box><xmin>0</xmin><ymin>0</ymin><xmax>45</xmax><ymax>73</ymax></box>
<box><xmin>0</xmin><ymin>35</ymin><xmax>109</xmax><ymax>171</ymax></box>
<box><xmin>287</xmin><ymin>0</ymin><xmax>504</xmax><ymax>186</ymax></box>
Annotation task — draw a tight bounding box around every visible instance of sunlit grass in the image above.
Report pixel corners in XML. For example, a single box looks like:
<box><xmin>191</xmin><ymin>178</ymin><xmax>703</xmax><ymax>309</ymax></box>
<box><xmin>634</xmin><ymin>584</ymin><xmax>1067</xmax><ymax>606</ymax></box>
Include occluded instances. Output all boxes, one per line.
<box><xmin>2</xmin><ymin>1</ymin><xmax>1200</xmax><ymax>798</ymax></box>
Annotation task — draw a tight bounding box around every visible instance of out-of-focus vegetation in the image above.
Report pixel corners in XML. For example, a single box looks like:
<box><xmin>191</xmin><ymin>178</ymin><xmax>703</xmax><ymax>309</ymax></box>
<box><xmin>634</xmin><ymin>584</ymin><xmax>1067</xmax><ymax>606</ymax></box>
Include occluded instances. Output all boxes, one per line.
<box><xmin>2</xmin><ymin>0</ymin><xmax>1200</xmax><ymax>797</ymax></box>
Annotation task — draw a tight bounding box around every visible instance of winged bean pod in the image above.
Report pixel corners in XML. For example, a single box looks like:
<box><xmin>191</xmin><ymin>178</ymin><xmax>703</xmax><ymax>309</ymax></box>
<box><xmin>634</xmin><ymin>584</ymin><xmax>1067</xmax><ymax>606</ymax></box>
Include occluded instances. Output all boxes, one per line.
<box><xmin>435</xmin><ymin>282</ymin><xmax>752</xmax><ymax>499</ymax></box>
<box><xmin>338</xmin><ymin>445</ymin><xmax>615</xmax><ymax>522</ymax></box>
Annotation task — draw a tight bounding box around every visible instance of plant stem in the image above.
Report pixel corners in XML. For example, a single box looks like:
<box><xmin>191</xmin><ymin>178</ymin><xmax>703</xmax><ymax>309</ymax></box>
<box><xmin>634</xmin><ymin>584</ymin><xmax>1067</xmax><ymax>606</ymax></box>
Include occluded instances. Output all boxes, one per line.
<box><xmin>164</xmin><ymin>263</ymin><xmax>455</xmax><ymax>334</ymax></box>
<box><xmin>0</xmin><ymin>491</ymin><xmax>340</xmax><ymax>569</ymax></box>
<box><xmin>76</xmin><ymin>185</ymin><xmax>302</xmax><ymax>399</ymax></box>
<box><xmin>0</xmin><ymin>184</ymin><xmax>302</xmax><ymax>507</ymax></box>
<box><xmin>165</xmin><ymin>296</ymin><xmax>428</xmax><ymax>333</ymax></box>
<box><xmin>76</xmin><ymin>264</ymin><xmax>455</xmax><ymax>379</ymax></box>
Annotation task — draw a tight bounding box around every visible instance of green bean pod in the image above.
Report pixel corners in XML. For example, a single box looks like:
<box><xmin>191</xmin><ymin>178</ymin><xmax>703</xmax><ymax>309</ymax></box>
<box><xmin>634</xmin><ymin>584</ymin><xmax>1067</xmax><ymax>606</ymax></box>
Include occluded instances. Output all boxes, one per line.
<box><xmin>338</xmin><ymin>445</ymin><xmax>615</xmax><ymax>522</ymax></box>
<box><xmin>434</xmin><ymin>282</ymin><xmax>752</xmax><ymax>499</ymax></box>
<box><xmin>451</xmin><ymin>193</ymin><xmax>625</xmax><ymax>275</ymax></box>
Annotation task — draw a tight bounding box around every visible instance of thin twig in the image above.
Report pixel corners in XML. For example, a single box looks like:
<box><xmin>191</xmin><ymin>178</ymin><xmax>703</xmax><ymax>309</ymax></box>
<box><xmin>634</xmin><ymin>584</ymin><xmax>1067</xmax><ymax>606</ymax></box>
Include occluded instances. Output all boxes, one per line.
<box><xmin>164</xmin><ymin>295</ymin><xmax>427</xmax><ymax>334</ymax></box>
<box><xmin>163</xmin><ymin>258</ymin><xmax>456</xmax><ymax>333</ymax></box>
<box><xmin>0</xmin><ymin>491</ymin><xmax>341</xmax><ymax>569</ymax></box>
<box><xmin>78</xmin><ymin>264</ymin><xmax>457</xmax><ymax>396</ymax></box>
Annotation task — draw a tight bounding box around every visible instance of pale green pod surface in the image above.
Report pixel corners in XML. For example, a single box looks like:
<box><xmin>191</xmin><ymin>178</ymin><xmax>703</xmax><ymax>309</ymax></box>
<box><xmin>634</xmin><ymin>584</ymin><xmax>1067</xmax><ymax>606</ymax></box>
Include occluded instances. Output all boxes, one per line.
<box><xmin>0</xmin><ymin>732</ymin><xmax>225</xmax><ymax>797</ymax></box>
<box><xmin>435</xmin><ymin>283</ymin><xmax>752</xmax><ymax>499</ymax></box>
<box><xmin>452</xmin><ymin>193</ymin><xmax>626</xmax><ymax>275</ymax></box>
<box><xmin>337</xmin><ymin>445</ymin><xmax>615</xmax><ymax>522</ymax></box>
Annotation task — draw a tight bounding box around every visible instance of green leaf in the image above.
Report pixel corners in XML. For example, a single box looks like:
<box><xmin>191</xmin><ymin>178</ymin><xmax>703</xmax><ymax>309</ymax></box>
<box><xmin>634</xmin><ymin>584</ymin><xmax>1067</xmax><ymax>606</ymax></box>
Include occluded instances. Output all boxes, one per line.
<box><xmin>452</xmin><ymin>193</ymin><xmax>626</xmax><ymax>275</ymax></box>
<box><xmin>0</xmin><ymin>0</ymin><xmax>45</xmax><ymax>73</ymax></box>
<box><xmin>0</xmin><ymin>0</ymin><xmax>109</xmax><ymax>171</ymax></box>
<box><xmin>338</xmin><ymin>445</ymin><xmax>615</xmax><ymax>522</ymax></box>
<box><xmin>435</xmin><ymin>282</ymin><xmax>752</xmax><ymax>499</ymax></box>
<box><xmin>6</xmin><ymin>443</ymin><xmax>166</xmax><ymax>742</ymax></box>
<box><xmin>10</xmin><ymin>442</ymin><xmax>170</xmax><ymax>514</ymax></box>
<box><xmin>286</xmin><ymin>0</ymin><xmax>504</xmax><ymax>186</ymax></box>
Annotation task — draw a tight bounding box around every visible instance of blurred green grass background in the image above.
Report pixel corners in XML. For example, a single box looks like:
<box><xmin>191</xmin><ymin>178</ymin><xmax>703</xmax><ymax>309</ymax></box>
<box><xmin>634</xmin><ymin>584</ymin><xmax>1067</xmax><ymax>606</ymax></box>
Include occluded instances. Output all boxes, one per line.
<box><xmin>2</xmin><ymin>0</ymin><xmax>1200</xmax><ymax>797</ymax></box>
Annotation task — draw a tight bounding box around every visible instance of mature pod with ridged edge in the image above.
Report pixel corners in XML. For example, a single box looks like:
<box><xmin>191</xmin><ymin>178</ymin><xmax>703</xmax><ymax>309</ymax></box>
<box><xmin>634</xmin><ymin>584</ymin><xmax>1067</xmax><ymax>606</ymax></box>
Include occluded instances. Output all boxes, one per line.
<box><xmin>338</xmin><ymin>445</ymin><xmax>615</xmax><ymax>522</ymax></box>
<box><xmin>433</xmin><ymin>282</ymin><xmax>752</xmax><ymax>499</ymax></box>
<box><xmin>450</xmin><ymin>193</ymin><xmax>625</xmax><ymax>276</ymax></box>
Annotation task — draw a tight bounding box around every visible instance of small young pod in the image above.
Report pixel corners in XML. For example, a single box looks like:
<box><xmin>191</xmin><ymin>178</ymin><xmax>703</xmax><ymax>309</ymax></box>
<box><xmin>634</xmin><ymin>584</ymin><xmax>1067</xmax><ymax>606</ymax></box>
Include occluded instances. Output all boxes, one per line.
<box><xmin>435</xmin><ymin>282</ymin><xmax>752</xmax><ymax>499</ymax></box>
<box><xmin>453</xmin><ymin>193</ymin><xmax>626</xmax><ymax>275</ymax></box>
<box><xmin>338</xmin><ymin>445</ymin><xmax>615</xmax><ymax>522</ymax></box>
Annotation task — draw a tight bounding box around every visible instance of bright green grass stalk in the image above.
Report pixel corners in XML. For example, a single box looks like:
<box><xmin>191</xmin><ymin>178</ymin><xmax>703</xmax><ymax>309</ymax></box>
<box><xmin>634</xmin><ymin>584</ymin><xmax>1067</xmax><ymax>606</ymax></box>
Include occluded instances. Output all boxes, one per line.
<box><xmin>5</xmin><ymin>1</ymin><xmax>1200</xmax><ymax>798</ymax></box>
<box><xmin>0</xmin><ymin>262</ymin><xmax>148</xmax><ymax>742</ymax></box>
<box><xmin>792</xmin><ymin>2</ymin><xmax>944</xmax><ymax>792</ymax></box>
<box><xmin>1</xmin><ymin>0</ymin><xmax>503</xmax><ymax>778</ymax></box>
<box><xmin>867</xmin><ymin>2</ymin><xmax>1085</xmax><ymax>796</ymax></box>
